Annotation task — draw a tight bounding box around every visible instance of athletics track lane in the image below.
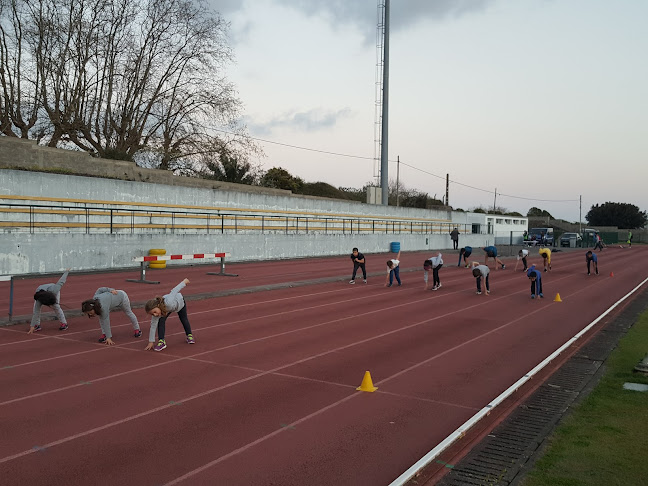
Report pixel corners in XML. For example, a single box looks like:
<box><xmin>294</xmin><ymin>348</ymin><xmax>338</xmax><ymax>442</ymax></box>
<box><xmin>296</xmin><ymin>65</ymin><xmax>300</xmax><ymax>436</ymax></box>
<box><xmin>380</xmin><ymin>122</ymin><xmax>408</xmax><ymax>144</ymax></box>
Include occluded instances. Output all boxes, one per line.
<box><xmin>0</xmin><ymin>247</ymin><xmax>645</xmax><ymax>485</ymax></box>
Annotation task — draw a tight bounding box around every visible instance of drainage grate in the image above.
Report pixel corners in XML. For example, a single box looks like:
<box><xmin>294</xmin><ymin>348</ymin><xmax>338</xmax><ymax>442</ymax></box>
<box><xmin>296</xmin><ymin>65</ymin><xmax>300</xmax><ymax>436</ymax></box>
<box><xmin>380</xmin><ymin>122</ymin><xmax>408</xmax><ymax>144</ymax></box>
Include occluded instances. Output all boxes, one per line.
<box><xmin>434</xmin><ymin>292</ymin><xmax>648</xmax><ymax>486</ymax></box>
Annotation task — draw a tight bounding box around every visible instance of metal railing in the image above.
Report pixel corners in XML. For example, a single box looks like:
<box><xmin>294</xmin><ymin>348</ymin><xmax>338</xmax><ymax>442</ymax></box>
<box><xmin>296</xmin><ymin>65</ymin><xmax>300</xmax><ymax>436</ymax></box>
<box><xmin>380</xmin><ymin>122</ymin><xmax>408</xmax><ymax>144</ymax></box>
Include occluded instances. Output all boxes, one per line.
<box><xmin>0</xmin><ymin>202</ymin><xmax>478</xmax><ymax>236</ymax></box>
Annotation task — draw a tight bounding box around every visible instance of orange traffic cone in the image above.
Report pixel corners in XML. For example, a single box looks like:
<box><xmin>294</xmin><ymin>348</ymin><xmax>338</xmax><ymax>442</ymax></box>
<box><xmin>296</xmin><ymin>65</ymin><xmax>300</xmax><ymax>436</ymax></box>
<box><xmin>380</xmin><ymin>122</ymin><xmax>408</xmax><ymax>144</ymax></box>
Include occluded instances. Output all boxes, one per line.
<box><xmin>356</xmin><ymin>371</ymin><xmax>378</xmax><ymax>392</ymax></box>
<box><xmin>610</xmin><ymin>272</ymin><xmax>614</xmax><ymax>277</ymax></box>
<box><xmin>554</xmin><ymin>293</ymin><xmax>562</xmax><ymax>302</ymax></box>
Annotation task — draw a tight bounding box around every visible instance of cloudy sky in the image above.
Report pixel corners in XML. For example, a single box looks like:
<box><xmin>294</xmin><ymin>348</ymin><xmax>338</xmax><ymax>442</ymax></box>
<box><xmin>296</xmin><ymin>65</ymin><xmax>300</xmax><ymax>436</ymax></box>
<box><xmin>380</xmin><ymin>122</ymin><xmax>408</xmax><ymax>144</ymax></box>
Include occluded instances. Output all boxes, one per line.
<box><xmin>210</xmin><ymin>0</ymin><xmax>647</xmax><ymax>222</ymax></box>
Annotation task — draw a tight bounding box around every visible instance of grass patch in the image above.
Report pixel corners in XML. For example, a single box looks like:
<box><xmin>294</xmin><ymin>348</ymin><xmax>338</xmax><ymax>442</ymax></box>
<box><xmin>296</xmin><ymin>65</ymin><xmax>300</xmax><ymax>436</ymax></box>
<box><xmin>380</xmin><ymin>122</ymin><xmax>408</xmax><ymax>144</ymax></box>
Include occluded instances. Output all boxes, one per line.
<box><xmin>521</xmin><ymin>310</ymin><xmax>648</xmax><ymax>486</ymax></box>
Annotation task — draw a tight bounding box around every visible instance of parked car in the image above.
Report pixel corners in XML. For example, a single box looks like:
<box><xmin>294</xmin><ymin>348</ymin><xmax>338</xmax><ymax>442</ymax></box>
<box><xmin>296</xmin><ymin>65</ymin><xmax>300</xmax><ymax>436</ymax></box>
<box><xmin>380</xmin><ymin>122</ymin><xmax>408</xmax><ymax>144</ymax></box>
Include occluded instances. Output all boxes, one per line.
<box><xmin>528</xmin><ymin>227</ymin><xmax>554</xmax><ymax>246</ymax></box>
<box><xmin>560</xmin><ymin>232</ymin><xmax>583</xmax><ymax>247</ymax></box>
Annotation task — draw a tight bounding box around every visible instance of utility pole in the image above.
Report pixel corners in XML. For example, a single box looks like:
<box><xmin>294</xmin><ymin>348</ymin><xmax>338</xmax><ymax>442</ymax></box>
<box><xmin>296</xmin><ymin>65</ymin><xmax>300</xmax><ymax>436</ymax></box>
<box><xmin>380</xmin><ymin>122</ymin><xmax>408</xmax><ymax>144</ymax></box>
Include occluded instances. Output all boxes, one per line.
<box><xmin>445</xmin><ymin>173</ymin><xmax>449</xmax><ymax>207</ymax></box>
<box><xmin>380</xmin><ymin>0</ymin><xmax>390</xmax><ymax>205</ymax></box>
<box><xmin>579</xmin><ymin>195</ymin><xmax>582</xmax><ymax>234</ymax></box>
<box><xmin>396</xmin><ymin>155</ymin><xmax>400</xmax><ymax>207</ymax></box>
<box><xmin>493</xmin><ymin>188</ymin><xmax>497</xmax><ymax>212</ymax></box>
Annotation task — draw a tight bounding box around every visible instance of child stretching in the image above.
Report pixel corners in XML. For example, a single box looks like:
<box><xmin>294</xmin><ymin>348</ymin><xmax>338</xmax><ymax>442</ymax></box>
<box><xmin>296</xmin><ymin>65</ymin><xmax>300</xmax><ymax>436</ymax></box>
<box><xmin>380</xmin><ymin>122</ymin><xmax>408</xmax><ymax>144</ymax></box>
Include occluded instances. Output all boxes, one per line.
<box><xmin>586</xmin><ymin>251</ymin><xmax>599</xmax><ymax>275</ymax></box>
<box><xmin>145</xmin><ymin>279</ymin><xmax>195</xmax><ymax>351</ymax></box>
<box><xmin>385</xmin><ymin>251</ymin><xmax>402</xmax><ymax>287</ymax></box>
<box><xmin>423</xmin><ymin>253</ymin><xmax>443</xmax><ymax>290</ymax></box>
<box><xmin>483</xmin><ymin>246</ymin><xmax>506</xmax><ymax>270</ymax></box>
<box><xmin>28</xmin><ymin>269</ymin><xmax>70</xmax><ymax>333</ymax></box>
<box><xmin>458</xmin><ymin>246</ymin><xmax>472</xmax><ymax>267</ymax></box>
<box><xmin>81</xmin><ymin>288</ymin><xmax>142</xmax><ymax>345</ymax></box>
<box><xmin>515</xmin><ymin>248</ymin><xmax>529</xmax><ymax>272</ymax></box>
<box><xmin>527</xmin><ymin>265</ymin><xmax>543</xmax><ymax>299</ymax></box>
<box><xmin>471</xmin><ymin>261</ymin><xmax>490</xmax><ymax>295</ymax></box>
<box><xmin>539</xmin><ymin>247</ymin><xmax>552</xmax><ymax>272</ymax></box>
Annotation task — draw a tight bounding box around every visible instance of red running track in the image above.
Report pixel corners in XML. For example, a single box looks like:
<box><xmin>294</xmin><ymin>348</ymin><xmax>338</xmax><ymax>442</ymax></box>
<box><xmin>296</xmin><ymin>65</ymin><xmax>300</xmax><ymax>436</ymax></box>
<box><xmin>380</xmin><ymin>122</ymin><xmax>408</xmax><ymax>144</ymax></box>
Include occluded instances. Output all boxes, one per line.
<box><xmin>0</xmin><ymin>250</ymin><xmax>432</xmax><ymax>321</ymax></box>
<box><xmin>0</xmin><ymin>247</ymin><xmax>645</xmax><ymax>486</ymax></box>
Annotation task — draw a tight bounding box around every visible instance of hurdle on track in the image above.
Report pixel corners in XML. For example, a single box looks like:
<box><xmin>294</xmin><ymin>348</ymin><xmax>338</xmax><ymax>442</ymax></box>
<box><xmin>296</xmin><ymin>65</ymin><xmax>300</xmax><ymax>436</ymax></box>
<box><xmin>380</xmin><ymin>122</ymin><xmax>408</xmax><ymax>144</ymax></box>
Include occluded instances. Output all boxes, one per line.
<box><xmin>126</xmin><ymin>252</ymin><xmax>237</xmax><ymax>284</ymax></box>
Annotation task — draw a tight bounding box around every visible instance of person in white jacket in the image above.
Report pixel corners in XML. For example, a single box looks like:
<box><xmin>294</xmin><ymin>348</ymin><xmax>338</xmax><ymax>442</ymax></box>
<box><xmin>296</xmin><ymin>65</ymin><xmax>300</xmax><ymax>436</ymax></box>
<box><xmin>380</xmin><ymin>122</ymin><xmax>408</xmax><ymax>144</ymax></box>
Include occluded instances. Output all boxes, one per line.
<box><xmin>423</xmin><ymin>253</ymin><xmax>444</xmax><ymax>291</ymax></box>
<box><xmin>144</xmin><ymin>279</ymin><xmax>195</xmax><ymax>351</ymax></box>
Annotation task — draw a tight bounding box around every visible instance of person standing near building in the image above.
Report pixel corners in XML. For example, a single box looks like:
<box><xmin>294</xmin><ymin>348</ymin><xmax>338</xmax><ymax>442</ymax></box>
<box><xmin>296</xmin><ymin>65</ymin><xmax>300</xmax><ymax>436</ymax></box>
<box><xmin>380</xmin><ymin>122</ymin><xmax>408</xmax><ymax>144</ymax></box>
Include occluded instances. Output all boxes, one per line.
<box><xmin>349</xmin><ymin>247</ymin><xmax>367</xmax><ymax>284</ymax></box>
<box><xmin>450</xmin><ymin>228</ymin><xmax>459</xmax><ymax>250</ymax></box>
<box><xmin>627</xmin><ymin>231</ymin><xmax>633</xmax><ymax>248</ymax></box>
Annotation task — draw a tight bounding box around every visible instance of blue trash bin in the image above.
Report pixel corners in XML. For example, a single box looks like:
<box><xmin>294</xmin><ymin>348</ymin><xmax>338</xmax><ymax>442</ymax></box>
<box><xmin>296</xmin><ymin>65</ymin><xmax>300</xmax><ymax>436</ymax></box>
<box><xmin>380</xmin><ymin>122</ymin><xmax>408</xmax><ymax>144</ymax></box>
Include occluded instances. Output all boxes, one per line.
<box><xmin>390</xmin><ymin>242</ymin><xmax>401</xmax><ymax>253</ymax></box>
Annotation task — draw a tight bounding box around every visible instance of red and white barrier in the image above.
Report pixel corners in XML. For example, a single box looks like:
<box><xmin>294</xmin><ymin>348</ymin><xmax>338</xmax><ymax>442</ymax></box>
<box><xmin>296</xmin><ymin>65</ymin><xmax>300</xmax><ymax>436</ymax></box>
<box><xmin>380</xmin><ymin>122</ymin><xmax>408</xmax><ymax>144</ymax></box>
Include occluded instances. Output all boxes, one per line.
<box><xmin>127</xmin><ymin>252</ymin><xmax>236</xmax><ymax>284</ymax></box>
<box><xmin>134</xmin><ymin>252</ymin><xmax>230</xmax><ymax>262</ymax></box>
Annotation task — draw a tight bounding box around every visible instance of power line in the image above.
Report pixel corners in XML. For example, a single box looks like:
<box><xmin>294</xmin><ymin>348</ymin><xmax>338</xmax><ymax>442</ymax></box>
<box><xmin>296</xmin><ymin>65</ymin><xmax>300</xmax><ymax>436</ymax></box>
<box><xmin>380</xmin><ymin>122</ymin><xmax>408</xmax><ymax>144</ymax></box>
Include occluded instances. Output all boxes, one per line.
<box><xmin>214</xmin><ymin>128</ymin><xmax>578</xmax><ymax>203</ymax></box>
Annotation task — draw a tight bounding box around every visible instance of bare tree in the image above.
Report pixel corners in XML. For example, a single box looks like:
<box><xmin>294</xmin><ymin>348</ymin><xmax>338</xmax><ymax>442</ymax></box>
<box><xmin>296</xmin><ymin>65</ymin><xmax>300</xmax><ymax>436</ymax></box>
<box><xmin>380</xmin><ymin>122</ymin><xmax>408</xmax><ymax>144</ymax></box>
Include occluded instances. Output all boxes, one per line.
<box><xmin>1</xmin><ymin>0</ymin><xmax>255</xmax><ymax>167</ymax></box>
<box><xmin>0</xmin><ymin>0</ymin><xmax>42</xmax><ymax>138</ymax></box>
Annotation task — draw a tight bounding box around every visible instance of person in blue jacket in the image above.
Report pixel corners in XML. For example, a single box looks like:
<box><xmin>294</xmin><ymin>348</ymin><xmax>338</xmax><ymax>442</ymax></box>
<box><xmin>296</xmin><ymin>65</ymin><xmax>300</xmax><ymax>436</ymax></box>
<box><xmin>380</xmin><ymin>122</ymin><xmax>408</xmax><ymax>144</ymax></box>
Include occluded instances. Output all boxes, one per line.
<box><xmin>458</xmin><ymin>246</ymin><xmax>472</xmax><ymax>267</ymax></box>
<box><xmin>483</xmin><ymin>246</ymin><xmax>506</xmax><ymax>270</ymax></box>
<box><xmin>586</xmin><ymin>251</ymin><xmax>599</xmax><ymax>275</ymax></box>
<box><xmin>527</xmin><ymin>265</ymin><xmax>543</xmax><ymax>299</ymax></box>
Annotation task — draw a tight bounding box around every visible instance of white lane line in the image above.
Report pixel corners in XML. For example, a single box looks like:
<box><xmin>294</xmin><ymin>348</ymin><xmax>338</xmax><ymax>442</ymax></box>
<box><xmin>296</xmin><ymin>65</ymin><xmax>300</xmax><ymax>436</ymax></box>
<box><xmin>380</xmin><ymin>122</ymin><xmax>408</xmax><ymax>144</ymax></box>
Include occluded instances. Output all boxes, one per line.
<box><xmin>387</xmin><ymin>275</ymin><xmax>648</xmax><ymax>486</ymax></box>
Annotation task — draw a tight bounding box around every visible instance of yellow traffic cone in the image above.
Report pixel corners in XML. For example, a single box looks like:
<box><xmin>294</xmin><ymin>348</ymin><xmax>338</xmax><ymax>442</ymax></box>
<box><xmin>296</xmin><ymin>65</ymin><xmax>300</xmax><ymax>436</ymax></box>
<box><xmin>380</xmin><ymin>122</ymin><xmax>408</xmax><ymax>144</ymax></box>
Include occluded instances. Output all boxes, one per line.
<box><xmin>356</xmin><ymin>371</ymin><xmax>378</xmax><ymax>392</ymax></box>
<box><xmin>554</xmin><ymin>293</ymin><xmax>562</xmax><ymax>302</ymax></box>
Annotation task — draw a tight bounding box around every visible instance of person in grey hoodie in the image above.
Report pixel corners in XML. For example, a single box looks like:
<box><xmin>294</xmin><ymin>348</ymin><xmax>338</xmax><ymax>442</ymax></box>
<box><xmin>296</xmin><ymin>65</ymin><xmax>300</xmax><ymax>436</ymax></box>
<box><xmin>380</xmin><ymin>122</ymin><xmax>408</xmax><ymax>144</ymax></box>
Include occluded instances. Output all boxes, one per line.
<box><xmin>144</xmin><ymin>278</ymin><xmax>195</xmax><ymax>351</ymax></box>
<box><xmin>29</xmin><ymin>269</ymin><xmax>70</xmax><ymax>333</ymax></box>
<box><xmin>82</xmin><ymin>288</ymin><xmax>142</xmax><ymax>345</ymax></box>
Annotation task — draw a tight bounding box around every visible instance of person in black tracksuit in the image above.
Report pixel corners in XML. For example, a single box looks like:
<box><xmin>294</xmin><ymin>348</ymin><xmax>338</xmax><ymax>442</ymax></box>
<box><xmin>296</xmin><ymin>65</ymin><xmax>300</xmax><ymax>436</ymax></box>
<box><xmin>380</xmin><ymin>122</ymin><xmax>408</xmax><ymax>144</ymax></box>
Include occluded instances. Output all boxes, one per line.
<box><xmin>349</xmin><ymin>247</ymin><xmax>367</xmax><ymax>284</ymax></box>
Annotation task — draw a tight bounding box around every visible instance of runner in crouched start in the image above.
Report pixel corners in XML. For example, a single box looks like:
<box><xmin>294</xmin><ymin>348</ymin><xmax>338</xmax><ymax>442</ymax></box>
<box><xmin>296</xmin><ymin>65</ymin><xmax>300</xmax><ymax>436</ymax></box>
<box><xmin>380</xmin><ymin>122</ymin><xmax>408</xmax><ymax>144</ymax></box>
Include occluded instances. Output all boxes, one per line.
<box><xmin>423</xmin><ymin>253</ymin><xmax>443</xmax><ymax>291</ymax></box>
<box><xmin>471</xmin><ymin>261</ymin><xmax>490</xmax><ymax>295</ymax></box>
<box><xmin>82</xmin><ymin>288</ymin><xmax>142</xmax><ymax>345</ymax></box>
<box><xmin>539</xmin><ymin>247</ymin><xmax>552</xmax><ymax>272</ymax></box>
<box><xmin>458</xmin><ymin>246</ymin><xmax>472</xmax><ymax>267</ymax></box>
<box><xmin>515</xmin><ymin>248</ymin><xmax>529</xmax><ymax>272</ymax></box>
<box><xmin>483</xmin><ymin>246</ymin><xmax>506</xmax><ymax>270</ymax></box>
<box><xmin>527</xmin><ymin>265</ymin><xmax>543</xmax><ymax>299</ymax></box>
<box><xmin>28</xmin><ymin>269</ymin><xmax>70</xmax><ymax>334</ymax></box>
<box><xmin>385</xmin><ymin>251</ymin><xmax>402</xmax><ymax>287</ymax></box>
<box><xmin>586</xmin><ymin>250</ymin><xmax>599</xmax><ymax>275</ymax></box>
<box><xmin>145</xmin><ymin>279</ymin><xmax>195</xmax><ymax>351</ymax></box>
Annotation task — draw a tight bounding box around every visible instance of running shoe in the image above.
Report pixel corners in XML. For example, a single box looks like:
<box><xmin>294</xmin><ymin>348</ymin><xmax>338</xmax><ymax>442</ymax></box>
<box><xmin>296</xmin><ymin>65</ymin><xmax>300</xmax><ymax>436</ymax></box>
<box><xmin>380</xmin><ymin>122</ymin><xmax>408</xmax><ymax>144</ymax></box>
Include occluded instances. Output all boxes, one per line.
<box><xmin>502</xmin><ymin>264</ymin><xmax>506</xmax><ymax>269</ymax></box>
<box><xmin>154</xmin><ymin>339</ymin><xmax>167</xmax><ymax>351</ymax></box>
<box><xmin>539</xmin><ymin>293</ymin><xmax>544</xmax><ymax>298</ymax></box>
<box><xmin>133</xmin><ymin>329</ymin><xmax>142</xmax><ymax>338</ymax></box>
<box><xmin>476</xmin><ymin>291</ymin><xmax>482</xmax><ymax>295</ymax></box>
<box><xmin>486</xmin><ymin>290</ymin><xmax>490</xmax><ymax>295</ymax></box>
<box><xmin>186</xmin><ymin>334</ymin><xmax>195</xmax><ymax>344</ymax></box>
<box><xmin>59</xmin><ymin>323</ymin><xmax>68</xmax><ymax>331</ymax></box>
<box><xmin>363</xmin><ymin>279</ymin><xmax>367</xmax><ymax>284</ymax></box>
<box><xmin>437</xmin><ymin>283</ymin><xmax>442</xmax><ymax>289</ymax></box>
<box><xmin>432</xmin><ymin>286</ymin><xmax>438</xmax><ymax>291</ymax></box>
<box><xmin>98</xmin><ymin>334</ymin><xmax>107</xmax><ymax>343</ymax></box>
<box><xmin>349</xmin><ymin>280</ymin><xmax>355</xmax><ymax>284</ymax></box>
<box><xmin>531</xmin><ymin>294</ymin><xmax>536</xmax><ymax>299</ymax></box>
<box><xmin>33</xmin><ymin>325</ymin><xmax>42</xmax><ymax>332</ymax></box>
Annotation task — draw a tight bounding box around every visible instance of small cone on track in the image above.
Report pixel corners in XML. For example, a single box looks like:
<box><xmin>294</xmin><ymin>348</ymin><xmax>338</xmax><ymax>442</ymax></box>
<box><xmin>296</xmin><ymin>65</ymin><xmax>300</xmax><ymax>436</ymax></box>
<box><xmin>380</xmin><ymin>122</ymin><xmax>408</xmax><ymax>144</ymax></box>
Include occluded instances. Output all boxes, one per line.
<box><xmin>554</xmin><ymin>293</ymin><xmax>562</xmax><ymax>302</ymax></box>
<box><xmin>356</xmin><ymin>371</ymin><xmax>378</xmax><ymax>392</ymax></box>
<box><xmin>610</xmin><ymin>271</ymin><xmax>614</xmax><ymax>277</ymax></box>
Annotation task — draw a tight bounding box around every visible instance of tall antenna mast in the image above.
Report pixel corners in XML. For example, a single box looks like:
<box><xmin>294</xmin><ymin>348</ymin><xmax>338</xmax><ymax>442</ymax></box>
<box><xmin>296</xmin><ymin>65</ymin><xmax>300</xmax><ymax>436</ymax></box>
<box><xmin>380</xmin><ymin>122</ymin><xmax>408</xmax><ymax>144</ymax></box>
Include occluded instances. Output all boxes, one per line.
<box><xmin>373</xmin><ymin>1</ymin><xmax>385</xmax><ymax>186</ymax></box>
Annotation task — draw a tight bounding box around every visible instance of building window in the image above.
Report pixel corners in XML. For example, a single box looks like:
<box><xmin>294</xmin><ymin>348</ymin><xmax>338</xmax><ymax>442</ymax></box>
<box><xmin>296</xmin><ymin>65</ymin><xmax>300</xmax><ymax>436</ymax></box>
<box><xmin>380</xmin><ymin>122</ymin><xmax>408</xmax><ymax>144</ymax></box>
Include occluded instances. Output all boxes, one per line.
<box><xmin>496</xmin><ymin>218</ymin><xmax>503</xmax><ymax>224</ymax></box>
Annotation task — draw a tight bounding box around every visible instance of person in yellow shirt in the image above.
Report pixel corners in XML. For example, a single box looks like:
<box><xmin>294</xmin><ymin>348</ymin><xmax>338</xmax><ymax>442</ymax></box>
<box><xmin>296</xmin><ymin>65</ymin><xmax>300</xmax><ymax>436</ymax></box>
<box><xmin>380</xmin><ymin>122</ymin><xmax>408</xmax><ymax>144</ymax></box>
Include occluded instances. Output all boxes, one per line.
<box><xmin>539</xmin><ymin>247</ymin><xmax>552</xmax><ymax>272</ymax></box>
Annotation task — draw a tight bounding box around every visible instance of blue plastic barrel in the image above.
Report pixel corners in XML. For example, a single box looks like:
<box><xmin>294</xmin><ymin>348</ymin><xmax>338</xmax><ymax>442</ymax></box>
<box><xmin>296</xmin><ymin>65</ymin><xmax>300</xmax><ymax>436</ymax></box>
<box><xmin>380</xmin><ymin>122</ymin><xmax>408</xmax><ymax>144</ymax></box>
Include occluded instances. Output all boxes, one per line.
<box><xmin>390</xmin><ymin>242</ymin><xmax>401</xmax><ymax>253</ymax></box>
